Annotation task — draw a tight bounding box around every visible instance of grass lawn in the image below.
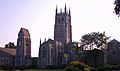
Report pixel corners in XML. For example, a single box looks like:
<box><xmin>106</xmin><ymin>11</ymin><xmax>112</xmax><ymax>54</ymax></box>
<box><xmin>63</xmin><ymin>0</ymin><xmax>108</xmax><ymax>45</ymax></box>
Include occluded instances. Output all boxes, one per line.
<box><xmin>24</xmin><ymin>69</ymin><xmax>65</xmax><ymax>71</ymax></box>
<box><xmin>0</xmin><ymin>69</ymin><xmax>65</xmax><ymax>71</ymax></box>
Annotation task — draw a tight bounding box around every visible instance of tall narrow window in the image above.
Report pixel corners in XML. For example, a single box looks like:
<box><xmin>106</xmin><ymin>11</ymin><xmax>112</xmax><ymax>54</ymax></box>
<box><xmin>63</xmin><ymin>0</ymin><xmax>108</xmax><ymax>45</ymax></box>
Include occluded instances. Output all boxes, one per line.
<box><xmin>42</xmin><ymin>48</ymin><xmax>46</xmax><ymax>58</ymax></box>
<box><xmin>19</xmin><ymin>40</ymin><xmax>22</xmax><ymax>46</ymax></box>
<box><xmin>58</xmin><ymin>18</ymin><xmax>60</xmax><ymax>22</ymax></box>
<box><xmin>62</xmin><ymin>17</ymin><xmax>64</xmax><ymax>22</ymax></box>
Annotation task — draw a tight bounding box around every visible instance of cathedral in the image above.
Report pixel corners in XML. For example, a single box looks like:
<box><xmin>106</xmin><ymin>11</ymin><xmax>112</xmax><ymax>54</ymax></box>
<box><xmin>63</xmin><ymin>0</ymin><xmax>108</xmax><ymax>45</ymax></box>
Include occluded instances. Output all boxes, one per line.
<box><xmin>38</xmin><ymin>5</ymin><xmax>73</xmax><ymax>68</ymax></box>
<box><xmin>0</xmin><ymin>4</ymin><xmax>120</xmax><ymax>69</ymax></box>
<box><xmin>0</xmin><ymin>4</ymin><xmax>74</xmax><ymax>68</ymax></box>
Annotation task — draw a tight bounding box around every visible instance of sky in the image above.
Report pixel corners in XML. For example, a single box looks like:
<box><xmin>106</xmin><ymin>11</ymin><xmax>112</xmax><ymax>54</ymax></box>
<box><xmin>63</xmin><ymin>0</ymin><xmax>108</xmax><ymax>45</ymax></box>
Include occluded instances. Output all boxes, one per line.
<box><xmin>0</xmin><ymin>0</ymin><xmax>120</xmax><ymax>57</ymax></box>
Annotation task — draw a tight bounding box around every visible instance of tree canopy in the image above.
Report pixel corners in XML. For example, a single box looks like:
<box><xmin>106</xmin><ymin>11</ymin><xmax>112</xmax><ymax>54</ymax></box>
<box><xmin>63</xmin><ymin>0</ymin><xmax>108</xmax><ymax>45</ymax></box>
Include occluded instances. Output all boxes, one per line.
<box><xmin>5</xmin><ymin>42</ymin><xmax>16</xmax><ymax>49</ymax></box>
<box><xmin>80</xmin><ymin>32</ymin><xmax>110</xmax><ymax>50</ymax></box>
<box><xmin>114</xmin><ymin>0</ymin><xmax>120</xmax><ymax>16</ymax></box>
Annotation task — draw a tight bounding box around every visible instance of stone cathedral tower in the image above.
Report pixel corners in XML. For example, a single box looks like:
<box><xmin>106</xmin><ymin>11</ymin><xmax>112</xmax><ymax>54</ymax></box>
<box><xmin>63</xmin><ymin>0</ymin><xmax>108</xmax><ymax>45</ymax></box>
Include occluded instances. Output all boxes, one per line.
<box><xmin>54</xmin><ymin>4</ymin><xmax>72</xmax><ymax>44</ymax></box>
<box><xmin>15</xmin><ymin>28</ymin><xmax>31</xmax><ymax>67</ymax></box>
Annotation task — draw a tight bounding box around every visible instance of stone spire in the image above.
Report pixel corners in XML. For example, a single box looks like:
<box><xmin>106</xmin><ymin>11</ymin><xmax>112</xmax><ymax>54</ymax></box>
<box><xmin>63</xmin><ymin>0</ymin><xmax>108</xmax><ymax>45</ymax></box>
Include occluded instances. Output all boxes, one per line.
<box><xmin>69</xmin><ymin>7</ymin><xmax>71</xmax><ymax>16</ymax></box>
<box><xmin>64</xmin><ymin>3</ymin><xmax>67</xmax><ymax>13</ymax></box>
<box><xmin>60</xmin><ymin>8</ymin><xmax>62</xmax><ymax>13</ymax></box>
<box><xmin>44</xmin><ymin>38</ymin><xmax>46</xmax><ymax>42</ymax></box>
<box><xmin>56</xmin><ymin>5</ymin><xmax>58</xmax><ymax>14</ymax></box>
<box><xmin>39</xmin><ymin>38</ymin><xmax>41</xmax><ymax>48</ymax></box>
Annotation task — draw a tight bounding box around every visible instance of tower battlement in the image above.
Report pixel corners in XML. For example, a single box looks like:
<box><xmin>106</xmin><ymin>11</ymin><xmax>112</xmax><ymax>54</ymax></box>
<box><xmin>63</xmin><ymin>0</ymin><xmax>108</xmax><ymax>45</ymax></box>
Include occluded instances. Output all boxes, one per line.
<box><xmin>54</xmin><ymin>4</ymin><xmax>72</xmax><ymax>44</ymax></box>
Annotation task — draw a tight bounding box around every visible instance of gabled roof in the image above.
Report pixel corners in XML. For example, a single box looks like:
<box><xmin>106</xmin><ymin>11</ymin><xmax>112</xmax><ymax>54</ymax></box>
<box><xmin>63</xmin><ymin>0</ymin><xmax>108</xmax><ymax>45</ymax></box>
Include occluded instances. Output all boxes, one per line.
<box><xmin>19</xmin><ymin>28</ymin><xmax>30</xmax><ymax>36</ymax></box>
<box><xmin>0</xmin><ymin>47</ymin><xmax>16</xmax><ymax>56</ymax></box>
<box><xmin>42</xmin><ymin>39</ymin><xmax>54</xmax><ymax>45</ymax></box>
<box><xmin>110</xmin><ymin>39</ymin><xmax>120</xmax><ymax>43</ymax></box>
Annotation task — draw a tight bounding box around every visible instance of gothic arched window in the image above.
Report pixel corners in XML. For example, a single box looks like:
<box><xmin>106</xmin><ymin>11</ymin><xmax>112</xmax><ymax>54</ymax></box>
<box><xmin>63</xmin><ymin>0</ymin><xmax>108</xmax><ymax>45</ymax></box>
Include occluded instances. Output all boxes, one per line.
<box><xmin>42</xmin><ymin>47</ymin><xmax>46</xmax><ymax>58</ymax></box>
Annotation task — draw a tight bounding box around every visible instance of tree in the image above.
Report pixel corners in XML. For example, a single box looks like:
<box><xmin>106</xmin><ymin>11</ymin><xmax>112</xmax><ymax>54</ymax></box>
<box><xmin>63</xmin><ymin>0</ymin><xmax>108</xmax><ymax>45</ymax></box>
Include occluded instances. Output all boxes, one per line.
<box><xmin>5</xmin><ymin>42</ymin><xmax>16</xmax><ymax>48</ymax></box>
<box><xmin>80</xmin><ymin>32</ymin><xmax>110</xmax><ymax>50</ymax></box>
<box><xmin>66</xmin><ymin>61</ymin><xmax>90</xmax><ymax>71</ymax></box>
<box><xmin>114</xmin><ymin>0</ymin><xmax>120</xmax><ymax>17</ymax></box>
<box><xmin>78</xmin><ymin>32</ymin><xmax>110</xmax><ymax>67</ymax></box>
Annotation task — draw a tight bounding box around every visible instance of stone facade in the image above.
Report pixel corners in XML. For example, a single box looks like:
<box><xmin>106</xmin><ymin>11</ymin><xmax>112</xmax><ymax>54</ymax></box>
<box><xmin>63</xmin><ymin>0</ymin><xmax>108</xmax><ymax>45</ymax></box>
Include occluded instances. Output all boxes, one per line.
<box><xmin>64</xmin><ymin>42</ymin><xmax>78</xmax><ymax>64</ymax></box>
<box><xmin>38</xmin><ymin>5</ymin><xmax>73</xmax><ymax>68</ymax></box>
<box><xmin>0</xmin><ymin>48</ymin><xmax>16</xmax><ymax>68</ymax></box>
<box><xmin>31</xmin><ymin>57</ymin><xmax>38</xmax><ymax>68</ymax></box>
<box><xmin>83</xmin><ymin>49</ymin><xmax>105</xmax><ymax>67</ymax></box>
<box><xmin>1</xmin><ymin>5</ymin><xmax>120</xmax><ymax>69</ymax></box>
<box><xmin>0</xmin><ymin>5</ymin><xmax>73</xmax><ymax>68</ymax></box>
<box><xmin>78</xmin><ymin>39</ymin><xmax>120</xmax><ymax>67</ymax></box>
<box><xmin>54</xmin><ymin>5</ymin><xmax>72</xmax><ymax>44</ymax></box>
<box><xmin>38</xmin><ymin>39</ymin><xmax>64</xmax><ymax>68</ymax></box>
<box><xmin>107</xmin><ymin>39</ymin><xmax>120</xmax><ymax>65</ymax></box>
<box><xmin>0</xmin><ymin>28</ymin><xmax>35</xmax><ymax>68</ymax></box>
<box><xmin>15</xmin><ymin>28</ymin><xmax>31</xmax><ymax>67</ymax></box>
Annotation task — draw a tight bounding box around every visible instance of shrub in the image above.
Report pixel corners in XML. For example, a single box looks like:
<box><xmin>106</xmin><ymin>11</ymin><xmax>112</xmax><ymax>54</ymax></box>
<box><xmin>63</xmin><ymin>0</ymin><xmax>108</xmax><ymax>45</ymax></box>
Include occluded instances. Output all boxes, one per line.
<box><xmin>65</xmin><ymin>61</ymin><xmax>90</xmax><ymax>71</ymax></box>
<box><xmin>96</xmin><ymin>64</ymin><xmax>120</xmax><ymax>71</ymax></box>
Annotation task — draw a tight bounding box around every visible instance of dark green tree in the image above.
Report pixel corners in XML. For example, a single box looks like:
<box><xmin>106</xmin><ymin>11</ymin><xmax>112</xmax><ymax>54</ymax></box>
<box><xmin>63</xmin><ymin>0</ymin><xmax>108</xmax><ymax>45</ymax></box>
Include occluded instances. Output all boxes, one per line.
<box><xmin>114</xmin><ymin>0</ymin><xmax>120</xmax><ymax>16</ymax></box>
<box><xmin>80</xmin><ymin>32</ymin><xmax>110</xmax><ymax>50</ymax></box>
<box><xmin>5</xmin><ymin>42</ymin><xmax>16</xmax><ymax>48</ymax></box>
<box><xmin>78</xmin><ymin>32</ymin><xmax>110</xmax><ymax>67</ymax></box>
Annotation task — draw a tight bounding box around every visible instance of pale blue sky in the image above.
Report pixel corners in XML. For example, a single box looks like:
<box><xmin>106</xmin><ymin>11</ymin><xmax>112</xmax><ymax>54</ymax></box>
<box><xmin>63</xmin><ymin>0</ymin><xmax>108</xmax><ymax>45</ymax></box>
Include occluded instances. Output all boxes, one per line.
<box><xmin>0</xmin><ymin>0</ymin><xmax>120</xmax><ymax>57</ymax></box>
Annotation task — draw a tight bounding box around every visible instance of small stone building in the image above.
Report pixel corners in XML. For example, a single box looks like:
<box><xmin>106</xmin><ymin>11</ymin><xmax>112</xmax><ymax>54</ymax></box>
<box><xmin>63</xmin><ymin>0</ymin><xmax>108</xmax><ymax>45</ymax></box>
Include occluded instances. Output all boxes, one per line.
<box><xmin>107</xmin><ymin>39</ymin><xmax>120</xmax><ymax>65</ymax></box>
<box><xmin>83</xmin><ymin>49</ymin><xmax>105</xmax><ymax>67</ymax></box>
<box><xmin>0</xmin><ymin>47</ymin><xmax>16</xmax><ymax>68</ymax></box>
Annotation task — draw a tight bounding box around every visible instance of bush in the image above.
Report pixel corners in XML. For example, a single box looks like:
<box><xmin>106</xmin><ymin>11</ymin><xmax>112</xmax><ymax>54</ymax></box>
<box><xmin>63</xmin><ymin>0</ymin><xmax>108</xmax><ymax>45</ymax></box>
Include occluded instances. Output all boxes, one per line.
<box><xmin>65</xmin><ymin>61</ymin><xmax>90</xmax><ymax>71</ymax></box>
<box><xmin>96</xmin><ymin>64</ymin><xmax>120</xmax><ymax>71</ymax></box>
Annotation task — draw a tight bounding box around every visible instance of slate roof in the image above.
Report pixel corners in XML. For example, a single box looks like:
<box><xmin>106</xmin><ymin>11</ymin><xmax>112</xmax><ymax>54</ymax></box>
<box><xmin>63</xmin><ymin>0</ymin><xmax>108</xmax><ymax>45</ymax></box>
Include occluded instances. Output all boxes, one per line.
<box><xmin>0</xmin><ymin>47</ymin><xmax>16</xmax><ymax>56</ymax></box>
<box><xmin>19</xmin><ymin>28</ymin><xmax>30</xmax><ymax>36</ymax></box>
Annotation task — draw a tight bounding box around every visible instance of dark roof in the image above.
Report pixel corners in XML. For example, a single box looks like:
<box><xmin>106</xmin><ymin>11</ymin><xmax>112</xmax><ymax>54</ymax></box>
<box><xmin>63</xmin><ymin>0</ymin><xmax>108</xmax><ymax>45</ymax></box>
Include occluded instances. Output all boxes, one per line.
<box><xmin>110</xmin><ymin>39</ymin><xmax>120</xmax><ymax>43</ymax></box>
<box><xmin>19</xmin><ymin>28</ymin><xmax>30</xmax><ymax>36</ymax></box>
<box><xmin>42</xmin><ymin>39</ymin><xmax>54</xmax><ymax>44</ymax></box>
<box><xmin>0</xmin><ymin>47</ymin><xmax>16</xmax><ymax>56</ymax></box>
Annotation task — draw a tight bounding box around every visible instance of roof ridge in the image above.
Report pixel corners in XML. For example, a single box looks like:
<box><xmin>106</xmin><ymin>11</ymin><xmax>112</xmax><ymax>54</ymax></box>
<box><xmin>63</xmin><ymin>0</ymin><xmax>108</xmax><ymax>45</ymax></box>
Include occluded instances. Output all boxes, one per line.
<box><xmin>0</xmin><ymin>47</ymin><xmax>16</xmax><ymax>56</ymax></box>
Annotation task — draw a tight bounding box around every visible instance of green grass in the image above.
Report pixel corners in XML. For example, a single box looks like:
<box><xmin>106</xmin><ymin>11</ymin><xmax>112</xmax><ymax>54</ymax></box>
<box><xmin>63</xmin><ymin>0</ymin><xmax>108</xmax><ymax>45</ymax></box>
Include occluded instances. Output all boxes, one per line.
<box><xmin>0</xmin><ymin>69</ymin><xmax>65</xmax><ymax>71</ymax></box>
<box><xmin>24</xmin><ymin>69</ymin><xmax>65</xmax><ymax>71</ymax></box>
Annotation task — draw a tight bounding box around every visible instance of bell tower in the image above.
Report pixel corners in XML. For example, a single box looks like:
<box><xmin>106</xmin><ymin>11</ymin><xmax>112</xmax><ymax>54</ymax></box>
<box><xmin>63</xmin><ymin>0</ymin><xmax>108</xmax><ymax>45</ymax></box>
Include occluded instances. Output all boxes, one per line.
<box><xmin>15</xmin><ymin>28</ymin><xmax>31</xmax><ymax>67</ymax></box>
<box><xmin>54</xmin><ymin>4</ymin><xmax>72</xmax><ymax>44</ymax></box>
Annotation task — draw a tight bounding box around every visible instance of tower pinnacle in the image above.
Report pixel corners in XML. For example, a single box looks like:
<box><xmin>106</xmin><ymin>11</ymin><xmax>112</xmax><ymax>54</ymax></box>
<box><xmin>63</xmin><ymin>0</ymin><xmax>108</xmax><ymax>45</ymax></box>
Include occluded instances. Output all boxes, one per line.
<box><xmin>69</xmin><ymin>7</ymin><xmax>71</xmax><ymax>15</ymax></box>
<box><xmin>54</xmin><ymin>5</ymin><xmax>72</xmax><ymax>44</ymax></box>
<box><xmin>56</xmin><ymin>5</ymin><xmax>57</xmax><ymax>14</ymax></box>
<box><xmin>60</xmin><ymin>8</ymin><xmax>62</xmax><ymax>13</ymax></box>
<box><xmin>39</xmin><ymin>38</ymin><xmax>41</xmax><ymax>47</ymax></box>
<box><xmin>65</xmin><ymin>3</ymin><xmax>67</xmax><ymax>13</ymax></box>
